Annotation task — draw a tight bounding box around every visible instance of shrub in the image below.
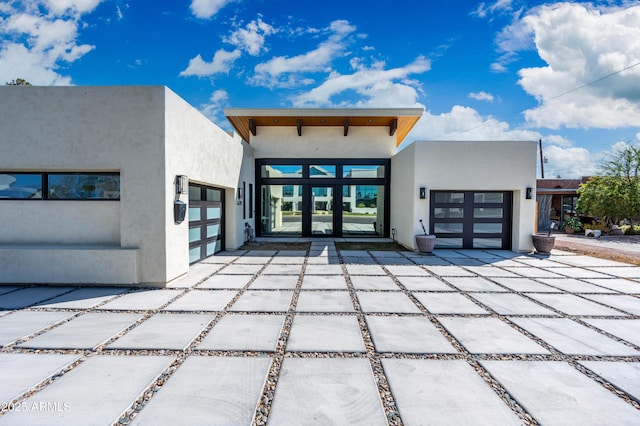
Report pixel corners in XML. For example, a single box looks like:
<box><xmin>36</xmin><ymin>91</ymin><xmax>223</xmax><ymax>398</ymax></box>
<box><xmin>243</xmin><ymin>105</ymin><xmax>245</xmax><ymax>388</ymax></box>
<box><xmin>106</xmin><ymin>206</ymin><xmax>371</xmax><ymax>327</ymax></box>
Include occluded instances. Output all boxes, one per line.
<box><xmin>622</xmin><ymin>224</ymin><xmax>640</xmax><ymax>235</ymax></box>
<box><xmin>584</xmin><ymin>220</ymin><xmax>609</xmax><ymax>232</ymax></box>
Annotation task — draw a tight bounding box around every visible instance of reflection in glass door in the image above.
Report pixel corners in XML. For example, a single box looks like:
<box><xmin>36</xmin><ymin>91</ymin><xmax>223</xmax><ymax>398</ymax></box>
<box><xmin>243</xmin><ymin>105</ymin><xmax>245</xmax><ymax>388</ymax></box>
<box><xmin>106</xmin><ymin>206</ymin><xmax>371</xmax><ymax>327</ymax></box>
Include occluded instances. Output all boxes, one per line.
<box><xmin>311</xmin><ymin>186</ymin><xmax>333</xmax><ymax>235</ymax></box>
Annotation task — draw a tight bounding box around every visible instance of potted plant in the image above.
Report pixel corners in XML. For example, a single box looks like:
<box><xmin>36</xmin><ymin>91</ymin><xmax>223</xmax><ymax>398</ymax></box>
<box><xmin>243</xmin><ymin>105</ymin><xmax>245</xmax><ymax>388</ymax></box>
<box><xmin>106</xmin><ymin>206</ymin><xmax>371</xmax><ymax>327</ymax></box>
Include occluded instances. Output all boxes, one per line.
<box><xmin>531</xmin><ymin>222</ymin><xmax>556</xmax><ymax>254</ymax></box>
<box><xmin>563</xmin><ymin>216</ymin><xmax>582</xmax><ymax>234</ymax></box>
<box><xmin>415</xmin><ymin>220</ymin><xmax>436</xmax><ymax>253</ymax></box>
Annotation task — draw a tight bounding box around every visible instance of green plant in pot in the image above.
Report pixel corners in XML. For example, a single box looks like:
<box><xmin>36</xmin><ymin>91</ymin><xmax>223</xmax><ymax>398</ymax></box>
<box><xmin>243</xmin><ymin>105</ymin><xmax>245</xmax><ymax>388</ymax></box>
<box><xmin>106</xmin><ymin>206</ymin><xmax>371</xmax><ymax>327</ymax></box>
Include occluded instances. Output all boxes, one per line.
<box><xmin>564</xmin><ymin>216</ymin><xmax>583</xmax><ymax>234</ymax></box>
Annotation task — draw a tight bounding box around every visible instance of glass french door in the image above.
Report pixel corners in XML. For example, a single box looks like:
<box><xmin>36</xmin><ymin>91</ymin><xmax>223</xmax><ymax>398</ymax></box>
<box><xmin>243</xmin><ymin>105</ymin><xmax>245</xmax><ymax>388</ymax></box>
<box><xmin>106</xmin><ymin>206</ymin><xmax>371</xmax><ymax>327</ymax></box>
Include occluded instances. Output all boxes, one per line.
<box><xmin>311</xmin><ymin>186</ymin><xmax>334</xmax><ymax>235</ymax></box>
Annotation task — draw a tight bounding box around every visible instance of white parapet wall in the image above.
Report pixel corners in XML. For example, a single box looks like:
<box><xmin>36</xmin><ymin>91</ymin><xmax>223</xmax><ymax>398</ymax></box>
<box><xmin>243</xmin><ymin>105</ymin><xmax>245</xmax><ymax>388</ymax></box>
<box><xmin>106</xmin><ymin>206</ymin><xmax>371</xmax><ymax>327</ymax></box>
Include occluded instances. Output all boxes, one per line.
<box><xmin>391</xmin><ymin>140</ymin><xmax>537</xmax><ymax>252</ymax></box>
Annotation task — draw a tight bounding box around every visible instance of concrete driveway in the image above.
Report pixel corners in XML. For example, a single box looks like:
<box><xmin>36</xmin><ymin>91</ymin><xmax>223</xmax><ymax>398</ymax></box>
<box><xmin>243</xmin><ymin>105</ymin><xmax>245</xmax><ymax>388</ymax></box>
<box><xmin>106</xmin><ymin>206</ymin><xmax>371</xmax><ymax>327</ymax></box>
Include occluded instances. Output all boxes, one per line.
<box><xmin>1</xmin><ymin>243</ymin><xmax>639</xmax><ymax>425</ymax></box>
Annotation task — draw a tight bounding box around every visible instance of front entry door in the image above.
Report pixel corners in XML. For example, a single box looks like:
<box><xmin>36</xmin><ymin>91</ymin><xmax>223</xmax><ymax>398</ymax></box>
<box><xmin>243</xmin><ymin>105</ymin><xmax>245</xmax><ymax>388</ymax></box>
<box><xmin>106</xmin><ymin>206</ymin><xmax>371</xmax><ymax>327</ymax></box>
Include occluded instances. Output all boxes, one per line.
<box><xmin>310</xmin><ymin>185</ymin><xmax>335</xmax><ymax>235</ymax></box>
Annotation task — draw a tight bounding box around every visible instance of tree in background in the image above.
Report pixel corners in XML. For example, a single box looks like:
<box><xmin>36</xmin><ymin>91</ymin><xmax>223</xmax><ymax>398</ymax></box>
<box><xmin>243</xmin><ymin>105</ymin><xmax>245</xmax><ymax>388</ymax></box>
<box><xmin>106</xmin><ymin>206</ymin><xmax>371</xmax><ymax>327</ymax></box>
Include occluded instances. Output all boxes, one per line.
<box><xmin>577</xmin><ymin>145</ymin><xmax>640</xmax><ymax>226</ymax></box>
<box><xmin>5</xmin><ymin>78</ymin><xmax>31</xmax><ymax>85</ymax></box>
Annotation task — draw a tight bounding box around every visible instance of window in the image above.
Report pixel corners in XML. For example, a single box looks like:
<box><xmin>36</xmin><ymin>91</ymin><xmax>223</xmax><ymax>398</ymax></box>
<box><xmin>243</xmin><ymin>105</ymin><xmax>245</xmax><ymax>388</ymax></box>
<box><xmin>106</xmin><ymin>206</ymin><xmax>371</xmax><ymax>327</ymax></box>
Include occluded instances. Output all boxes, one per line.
<box><xmin>261</xmin><ymin>165</ymin><xmax>302</xmax><ymax>178</ymax></box>
<box><xmin>343</xmin><ymin>165</ymin><xmax>384</xmax><ymax>178</ymax></box>
<box><xmin>0</xmin><ymin>173</ymin><xmax>42</xmax><ymax>199</ymax></box>
<box><xmin>310</xmin><ymin>165</ymin><xmax>336</xmax><ymax>178</ymax></box>
<box><xmin>48</xmin><ymin>174</ymin><xmax>120</xmax><ymax>200</ymax></box>
<box><xmin>0</xmin><ymin>172</ymin><xmax>120</xmax><ymax>200</ymax></box>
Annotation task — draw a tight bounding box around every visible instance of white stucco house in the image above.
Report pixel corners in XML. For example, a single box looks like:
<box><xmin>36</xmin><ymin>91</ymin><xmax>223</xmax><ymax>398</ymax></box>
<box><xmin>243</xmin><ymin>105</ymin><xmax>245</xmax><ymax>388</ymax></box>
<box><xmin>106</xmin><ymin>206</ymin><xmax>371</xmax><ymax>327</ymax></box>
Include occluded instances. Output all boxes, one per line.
<box><xmin>0</xmin><ymin>86</ymin><xmax>537</xmax><ymax>286</ymax></box>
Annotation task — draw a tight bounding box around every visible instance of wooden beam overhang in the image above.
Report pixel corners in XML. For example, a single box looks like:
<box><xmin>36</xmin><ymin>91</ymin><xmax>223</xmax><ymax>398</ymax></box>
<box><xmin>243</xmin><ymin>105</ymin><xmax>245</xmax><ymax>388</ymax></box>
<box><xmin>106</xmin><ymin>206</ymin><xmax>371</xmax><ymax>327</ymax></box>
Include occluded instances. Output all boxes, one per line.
<box><xmin>389</xmin><ymin>118</ymin><xmax>398</xmax><ymax>136</ymax></box>
<box><xmin>224</xmin><ymin>108</ymin><xmax>423</xmax><ymax>147</ymax></box>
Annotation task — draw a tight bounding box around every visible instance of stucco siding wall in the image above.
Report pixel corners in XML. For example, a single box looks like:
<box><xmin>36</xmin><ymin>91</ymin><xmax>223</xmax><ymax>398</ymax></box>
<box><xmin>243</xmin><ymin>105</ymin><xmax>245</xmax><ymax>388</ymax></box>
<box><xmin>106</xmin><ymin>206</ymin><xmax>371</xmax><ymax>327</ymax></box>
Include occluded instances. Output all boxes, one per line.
<box><xmin>392</xmin><ymin>141</ymin><xmax>537</xmax><ymax>251</ymax></box>
<box><xmin>390</xmin><ymin>144</ymin><xmax>418</xmax><ymax>250</ymax></box>
<box><xmin>250</xmin><ymin>126</ymin><xmax>396</xmax><ymax>159</ymax></box>
<box><xmin>163</xmin><ymin>88</ymin><xmax>248</xmax><ymax>281</ymax></box>
<box><xmin>0</xmin><ymin>202</ymin><xmax>120</xmax><ymax>245</ymax></box>
<box><xmin>0</xmin><ymin>86</ymin><xmax>167</xmax><ymax>284</ymax></box>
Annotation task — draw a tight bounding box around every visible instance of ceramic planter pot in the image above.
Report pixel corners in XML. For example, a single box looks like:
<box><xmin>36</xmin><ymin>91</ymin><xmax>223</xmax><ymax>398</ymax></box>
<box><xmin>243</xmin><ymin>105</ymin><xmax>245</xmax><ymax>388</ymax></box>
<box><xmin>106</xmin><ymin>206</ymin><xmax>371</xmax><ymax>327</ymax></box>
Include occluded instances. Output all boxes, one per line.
<box><xmin>531</xmin><ymin>233</ymin><xmax>555</xmax><ymax>253</ymax></box>
<box><xmin>416</xmin><ymin>234</ymin><xmax>436</xmax><ymax>253</ymax></box>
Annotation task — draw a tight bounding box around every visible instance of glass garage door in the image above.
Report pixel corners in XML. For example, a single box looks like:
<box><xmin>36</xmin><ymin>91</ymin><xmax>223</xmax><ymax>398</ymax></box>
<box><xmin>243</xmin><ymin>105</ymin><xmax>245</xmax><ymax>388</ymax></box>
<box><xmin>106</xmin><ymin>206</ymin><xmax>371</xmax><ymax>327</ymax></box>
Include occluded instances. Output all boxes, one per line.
<box><xmin>430</xmin><ymin>191</ymin><xmax>512</xmax><ymax>249</ymax></box>
<box><xmin>189</xmin><ymin>184</ymin><xmax>224</xmax><ymax>263</ymax></box>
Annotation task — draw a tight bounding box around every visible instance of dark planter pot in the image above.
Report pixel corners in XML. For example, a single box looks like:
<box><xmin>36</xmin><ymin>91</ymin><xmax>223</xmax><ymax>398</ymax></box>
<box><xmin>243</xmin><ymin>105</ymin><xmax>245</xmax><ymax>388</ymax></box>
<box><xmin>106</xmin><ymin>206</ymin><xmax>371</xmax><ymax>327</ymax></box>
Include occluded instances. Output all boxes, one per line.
<box><xmin>531</xmin><ymin>233</ymin><xmax>555</xmax><ymax>253</ymax></box>
<box><xmin>416</xmin><ymin>234</ymin><xmax>436</xmax><ymax>253</ymax></box>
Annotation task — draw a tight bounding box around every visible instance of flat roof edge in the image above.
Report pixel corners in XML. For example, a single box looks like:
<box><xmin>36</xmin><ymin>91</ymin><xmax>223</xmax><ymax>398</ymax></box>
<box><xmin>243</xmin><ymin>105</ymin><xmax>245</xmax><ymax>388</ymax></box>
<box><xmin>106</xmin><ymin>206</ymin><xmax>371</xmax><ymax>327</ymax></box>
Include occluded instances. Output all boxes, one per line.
<box><xmin>224</xmin><ymin>107</ymin><xmax>424</xmax><ymax>117</ymax></box>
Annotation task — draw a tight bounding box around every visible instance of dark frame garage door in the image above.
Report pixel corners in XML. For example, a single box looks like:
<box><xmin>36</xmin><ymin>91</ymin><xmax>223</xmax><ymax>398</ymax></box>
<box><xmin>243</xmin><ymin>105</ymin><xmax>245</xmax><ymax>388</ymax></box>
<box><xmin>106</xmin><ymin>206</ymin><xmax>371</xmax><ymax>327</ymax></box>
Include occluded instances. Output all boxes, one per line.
<box><xmin>189</xmin><ymin>184</ymin><xmax>224</xmax><ymax>263</ymax></box>
<box><xmin>430</xmin><ymin>191</ymin><xmax>512</xmax><ymax>250</ymax></box>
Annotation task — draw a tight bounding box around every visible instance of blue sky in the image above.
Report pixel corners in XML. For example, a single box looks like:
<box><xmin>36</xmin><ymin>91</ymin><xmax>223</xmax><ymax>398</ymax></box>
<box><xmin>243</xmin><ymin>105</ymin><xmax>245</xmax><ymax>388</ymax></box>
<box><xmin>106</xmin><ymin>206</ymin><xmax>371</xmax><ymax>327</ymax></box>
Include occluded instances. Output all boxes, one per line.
<box><xmin>2</xmin><ymin>0</ymin><xmax>640</xmax><ymax>178</ymax></box>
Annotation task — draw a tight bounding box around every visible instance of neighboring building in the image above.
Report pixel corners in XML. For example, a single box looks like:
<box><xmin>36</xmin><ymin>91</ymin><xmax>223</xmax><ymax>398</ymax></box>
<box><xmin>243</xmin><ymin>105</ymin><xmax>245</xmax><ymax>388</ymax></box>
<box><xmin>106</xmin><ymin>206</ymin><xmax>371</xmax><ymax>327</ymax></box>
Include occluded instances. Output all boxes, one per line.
<box><xmin>0</xmin><ymin>86</ymin><xmax>537</xmax><ymax>286</ymax></box>
<box><xmin>536</xmin><ymin>177</ymin><xmax>589</xmax><ymax>231</ymax></box>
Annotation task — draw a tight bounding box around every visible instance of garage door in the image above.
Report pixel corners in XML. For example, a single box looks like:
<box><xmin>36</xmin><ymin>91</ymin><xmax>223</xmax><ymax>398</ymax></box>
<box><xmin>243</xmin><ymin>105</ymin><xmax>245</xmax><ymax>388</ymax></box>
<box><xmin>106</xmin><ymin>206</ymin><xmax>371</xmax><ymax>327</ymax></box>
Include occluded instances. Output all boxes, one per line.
<box><xmin>430</xmin><ymin>191</ymin><xmax>512</xmax><ymax>250</ymax></box>
<box><xmin>189</xmin><ymin>184</ymin><xmax>224</xmax><ymax>263</ymax></box>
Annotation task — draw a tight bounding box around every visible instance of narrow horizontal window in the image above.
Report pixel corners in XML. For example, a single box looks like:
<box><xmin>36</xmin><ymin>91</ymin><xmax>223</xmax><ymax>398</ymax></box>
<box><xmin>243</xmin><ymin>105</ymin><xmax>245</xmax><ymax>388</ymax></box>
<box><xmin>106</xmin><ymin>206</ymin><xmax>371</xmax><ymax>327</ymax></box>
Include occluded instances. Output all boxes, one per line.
<box><xmin>1</xmin><ymin>172</ymin><xmax>119</xmax><ymax>200</ymax></box>
<box><xmin>343</xmin><ymin>165</ymin><xmax>384</xmax><ymax>178</ymax></box>
<box><xmin>310</xmin><ymin>165</ymin><xmax>336</xmax><ymax>178</ymax></box>
<box><xmin>48</xmin><ymin>174</ymin><xmax>120</xmax><ymax>200</ymax></box>
<box><xmin>261</xmin><ymin>165</ymin><xmax>302</xmax><ymax>178</ymax></box>
<box><xmin>0</xmin><ymin>173</ymin><xmax>42</xmax><ymax>199</ymax></box>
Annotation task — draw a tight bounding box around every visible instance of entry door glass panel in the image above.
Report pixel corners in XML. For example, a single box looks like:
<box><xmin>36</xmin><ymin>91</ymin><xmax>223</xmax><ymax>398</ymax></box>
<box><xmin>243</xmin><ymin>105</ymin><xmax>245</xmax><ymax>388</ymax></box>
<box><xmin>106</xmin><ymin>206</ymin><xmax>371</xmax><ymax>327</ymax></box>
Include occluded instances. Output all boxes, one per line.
<box><xmin>342</xmin><ymin>185</ymin><xmax>384</xmax><ymax>236</ymax></box>
<box><xmin>261</xmin><ymin>185</ymin><xmax>302</xmax><ymax>236</ymax></box>
<box><xmin>311</xmin><ymin>186</ymin><xmax>333</xmax><ymax>235</ymax></box>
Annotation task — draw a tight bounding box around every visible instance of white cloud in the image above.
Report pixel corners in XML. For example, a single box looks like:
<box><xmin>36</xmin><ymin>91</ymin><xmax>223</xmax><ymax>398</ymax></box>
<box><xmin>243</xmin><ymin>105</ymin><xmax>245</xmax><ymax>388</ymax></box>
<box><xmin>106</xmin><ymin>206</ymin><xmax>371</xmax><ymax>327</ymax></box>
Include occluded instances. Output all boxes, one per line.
<box><xmin>45</xmin><ymin>0</ymin><xmax>103</xmax><ymax>14</ymax></box>
<box><xmin>410</xmin><ymin>105</ymin><xmax>539</xmax><ymax>142</ymax></box>
<box><xmin>0</xmin><ymin>2</ymin><xmax>98</xmax><ymax>85</ymax></box>
<box><xmin>180</xmin><ymin>49</ymin><xmax>241</xmax><ymax>77</ymax></box>
<box><xmin>200</xmin><ymin>89</ymin><xmax>229</xmax><ymax>122</ymax></box>
<box><xmin>190</xmin><ymin>0</ymin><xmax>237</xmax><ymax>19</ymax></box>
<box><xmin>472</xmin><ymin>0</ymin><xmax>513</xmax><ymax>18</ymax></box>
<box><xmin>250</xmin><ymin>19</ymin><xmax>356</xmax><ymax>88</ymax></box>
<box><xmin>223</xmin><ymin>18</ymin><xmax>276</xmax><ymax>56</ymax></box>
<box><xmin>542</xmin><ymin>145</ymin><xmax>600</xmax><ymax>178</ymax></box>
<box><xmin>496</xmin><ymin>3</ymin><xmax>640</xmax><ymax>129</ymax></box>
<box><xmin>468</xmin><ymin>91</ymin><xmax>494</xmax><ymax>102</ymax></box>
<box><xmin>289</xmin><ymin>55</ymin><xmax>431</xmax><ymax>107</ymax></box>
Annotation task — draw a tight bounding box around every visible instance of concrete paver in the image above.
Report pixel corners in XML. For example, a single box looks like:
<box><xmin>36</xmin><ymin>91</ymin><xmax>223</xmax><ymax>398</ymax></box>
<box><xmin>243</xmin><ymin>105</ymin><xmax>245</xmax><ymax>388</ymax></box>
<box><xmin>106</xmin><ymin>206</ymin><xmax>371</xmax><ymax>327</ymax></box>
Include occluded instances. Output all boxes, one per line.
<box><xmin>131</xmin><ymin>357</ymin><xmax>271</xmax><ymax>425</ymax></box>
<box><xmin>17</xmin><ymin>313</ymin><xmax>141</xmax><ymax>350</ymax></box>
<box><xmin>439</xmin><ymin>317</ymin><xmax>550</xmax><ymax>354</ymax></box>
<box><xmin>301</xmin><ymin>274</ymin><xmax>348</xmax><ymax>290</ymax></box>
<box><xmin>579</xmin><ymin>361</ymin><xmax>640</xmax><ymax>401</ymax></box>
<box><xmin>511</xmin><ymin>317</ymin><xmax>640</xmax><ymax>355</ymax></box>
<box><xmin>0</xmin><ymin>311</ymin><xmax>78</xmax><ymax>346</ymax></box>
<box><xmin>107</xmin><ymin>313</ymin><xmax>215</xmax><ymax>350</ymax></box>
<box><xmin>413</xmin><ymin>292</ymin><xmax>489</xmax><ymax>314</ymax></box>
<box><xmin>0</xmin><ymin>355</ymin><xmax>172</xmax><ymax>426</ymax></box>
<box><xmin>296</xmin><ymin>291</ymin><xmax>354</xmax><ymax>312</ymax></box>
<box><xmin>383</xmin><ymin>359</ymin><xmax>521</xmax><ymax>425</ymax></box>
<box><xmin>228</xmin><ymin>290</ymin><xmax>293</xmax><ymax>312</ymax></box>
<box><xmin>196</xmin><ymin>274</ymin><xmax>253</xmax><ymax>289</ymax></box>
<box><xmin>0</xmin><ymin>353</ymin><xmax>80</xmax><ymax>403</ymax></box>
<box><xmin>0</xmin><ymin>287</ymin><xmax>74</xmax><ymax>310</ymax></box>
<box><xmin>197</xmin><ymin>314</ymin><xmax>285</xmax><ymax>351</ymax></box>
<box><xmin>34</xmin><ymin>287</ymin><xmax>127</xmax><ymax>309</ymax></box>
<box><xmin>365</xmin><ymin>316</ymin><xmax>457</xmax><ymax>353</ymax></box>
<box><xmin>98</xmin><ymin>289</ymin><xmax>182</xmax><ymax>311</ymax></box>
<box><xmin>269</xmin><ymin>358</ymin><xmax>386</xmax><ymax>425</ymax></box>
<box><xmin>469</xmin><ymin>292</ymin><xmax>558</xmax><ymax>315</ymax></box>
<box><xmin>583</xmin><ymin>318</ymin><xmax>640</xmax><ymax>346</ymax></box>
<box><xmin>1</xmin><ymin>243</ymin><xmax>639</xmax><ymax>425</ymax></box>
<box><xmin>162</xmin><ymin>290</ymin><xmax>236</xmax><ymax>311</ymax></box>
<box><xmin>286</xmin><ymin>315</ymin><xmax>365</xmax><ymax>352</ymax></box>
<box><xmin>481</xmin><ymin>361</ymin><xmax>640</xmax><ymax>426</ymax></box>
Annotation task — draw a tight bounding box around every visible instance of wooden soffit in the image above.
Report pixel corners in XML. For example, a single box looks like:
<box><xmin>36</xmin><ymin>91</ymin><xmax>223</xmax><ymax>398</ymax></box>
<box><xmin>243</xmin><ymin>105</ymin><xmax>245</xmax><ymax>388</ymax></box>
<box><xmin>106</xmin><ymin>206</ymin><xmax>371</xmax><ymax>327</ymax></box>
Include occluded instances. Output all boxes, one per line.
<box><xmin>224</xmin><ymin>108</ymin><xmax>423</xmax><ymax>147</ymax></box>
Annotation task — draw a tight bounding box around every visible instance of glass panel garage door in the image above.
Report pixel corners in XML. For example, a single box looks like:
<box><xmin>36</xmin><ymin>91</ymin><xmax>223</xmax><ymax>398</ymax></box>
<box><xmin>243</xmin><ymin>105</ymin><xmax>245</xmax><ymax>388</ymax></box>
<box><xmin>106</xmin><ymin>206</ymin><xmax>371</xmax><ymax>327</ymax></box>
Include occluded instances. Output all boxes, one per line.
<box><xmin>430</xmin><ymin>191</ymin><xmax>512</xmax><ymax>249</ymax></box>
<box><xmin>189</xmin><ymin>184</ymin><xmax>224</xmax><ymax>263</ymax></box>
